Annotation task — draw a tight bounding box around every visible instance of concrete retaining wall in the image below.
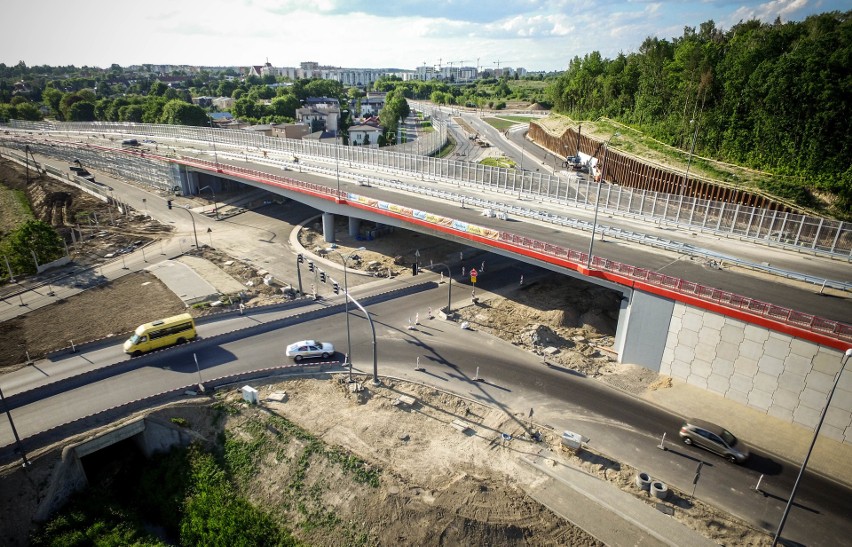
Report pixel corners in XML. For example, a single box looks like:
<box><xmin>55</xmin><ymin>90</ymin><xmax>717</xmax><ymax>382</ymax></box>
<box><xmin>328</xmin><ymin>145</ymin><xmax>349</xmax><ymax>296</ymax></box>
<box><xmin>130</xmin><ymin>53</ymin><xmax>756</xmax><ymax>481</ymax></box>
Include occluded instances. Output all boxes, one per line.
<box><xmin>660</xmin><ymin>302</ymin><xmax>852</xmax><ymax>444</ymax></box>
<box><xmin>33</xmin><ymin>417</ymin><xmax>195</xmax><ymax>522</ymax></box>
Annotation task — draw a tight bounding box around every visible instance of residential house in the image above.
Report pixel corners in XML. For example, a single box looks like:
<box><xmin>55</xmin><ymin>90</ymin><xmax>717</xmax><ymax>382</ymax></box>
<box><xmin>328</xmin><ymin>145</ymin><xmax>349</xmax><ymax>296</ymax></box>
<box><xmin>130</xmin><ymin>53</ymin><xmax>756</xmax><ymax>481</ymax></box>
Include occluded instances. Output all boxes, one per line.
<box><xmin>271</xmin><ymin>123</ymin><xmax>311</xmax><ymax>140</ymax></box>
<box><xmin>359</xmin><ymin>93</ymin><xmax>386</xmax><ymax>117</ymax></box>
<box><xmin>348</xmin><ymin>119</ymin><xmax>383</xmax><ymax>148</ymax></box>
<box><xmin>212</xmin><ymin>97</ymin><xmax>236</xmax><ymax>110</ymax></box>
<box><xmin>297</xmin><ymin>97</ymin><xmax>342</xmax><ymax>134</ymax></box>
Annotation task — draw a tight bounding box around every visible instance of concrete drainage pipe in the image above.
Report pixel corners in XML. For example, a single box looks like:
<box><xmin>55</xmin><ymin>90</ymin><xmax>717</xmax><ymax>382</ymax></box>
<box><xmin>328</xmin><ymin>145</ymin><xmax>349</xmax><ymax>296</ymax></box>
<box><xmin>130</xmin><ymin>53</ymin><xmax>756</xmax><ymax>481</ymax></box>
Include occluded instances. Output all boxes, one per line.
<box><xmin>635</xmin><ymin>472</ymin><xmax>652</xmax><ymax>491</ymax></box>
<box><xmin>651</xmin><ymin>481</ymin><xmax>670</xmax><ymax>500</ymax></box>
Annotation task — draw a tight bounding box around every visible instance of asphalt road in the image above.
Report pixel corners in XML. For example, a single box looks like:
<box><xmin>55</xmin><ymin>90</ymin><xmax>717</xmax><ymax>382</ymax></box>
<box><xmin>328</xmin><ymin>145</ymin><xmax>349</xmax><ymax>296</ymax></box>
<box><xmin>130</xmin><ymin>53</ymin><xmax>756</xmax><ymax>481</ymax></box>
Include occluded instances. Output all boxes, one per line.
<box><xmin>1</xmin><ymin>268</ymin><xmax>850</xmax><ymax>546</ymax></box>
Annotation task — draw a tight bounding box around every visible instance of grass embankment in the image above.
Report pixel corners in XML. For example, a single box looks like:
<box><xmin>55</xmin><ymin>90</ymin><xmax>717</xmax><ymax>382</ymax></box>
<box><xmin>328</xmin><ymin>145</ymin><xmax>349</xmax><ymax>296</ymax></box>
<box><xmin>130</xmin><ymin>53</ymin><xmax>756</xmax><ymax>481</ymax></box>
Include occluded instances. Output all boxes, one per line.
<box><xmin>0</xmin><ymin>184</ymin><xmax>33</xmax><ymax>237</ymax></box>
<box><xmin>536</xmin><ymin>114</ymin><xmax>817</xmax><ymax>215</ymax></box>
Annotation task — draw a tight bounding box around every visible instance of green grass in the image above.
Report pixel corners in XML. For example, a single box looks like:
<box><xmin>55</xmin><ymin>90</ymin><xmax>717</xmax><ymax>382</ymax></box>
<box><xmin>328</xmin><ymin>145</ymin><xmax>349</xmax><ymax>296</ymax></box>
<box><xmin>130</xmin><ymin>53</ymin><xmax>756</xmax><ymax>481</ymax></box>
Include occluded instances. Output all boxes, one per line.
<box><xmin>483</xmin><ymin>117</ymin><xmax>522</xmax><ymax>131</ymax></box>
<box><xmin>0</xmin><ymin>186</ymin><xmax>33</xmax><ymax>237</ymax></box>
<box><xmin>495</xmin><ymin>115</ymin><xmax>537</xmax><ymax>122</ymax></box>
<box><xmin>539</xmin><ymin>114</ymin><xmax>812</xmax><ymax>214</ymax></box>
<box><xmin>480</xmin><ymin>156</ymin><xmax>517</xmax><ymax>169</ymax></box>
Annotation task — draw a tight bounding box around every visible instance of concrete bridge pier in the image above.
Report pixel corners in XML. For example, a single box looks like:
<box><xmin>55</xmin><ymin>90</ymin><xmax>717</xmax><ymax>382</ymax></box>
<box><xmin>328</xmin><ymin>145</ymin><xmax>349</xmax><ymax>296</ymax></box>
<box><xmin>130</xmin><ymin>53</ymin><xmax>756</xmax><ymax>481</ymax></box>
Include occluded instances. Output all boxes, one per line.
<box><xmin>614</xmin><ymin>289</ymin><xmax>674</xmax><ymax>371</ymax></box>
<box><xmin>348</xmin><ymin>217</ymin><xmax>361</xmax><ymax>238</ymax></box>
<box><xmin>322</xmin><ymin>212</ymin><xmax>336</xmax><ymax>243</ymax></box>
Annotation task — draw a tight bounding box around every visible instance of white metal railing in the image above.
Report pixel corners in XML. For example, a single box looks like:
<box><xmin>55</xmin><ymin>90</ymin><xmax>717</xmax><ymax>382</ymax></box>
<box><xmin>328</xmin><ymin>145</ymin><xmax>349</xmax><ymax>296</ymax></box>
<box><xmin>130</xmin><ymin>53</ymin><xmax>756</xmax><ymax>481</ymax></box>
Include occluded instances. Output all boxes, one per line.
<box><xmin>4</xmin><ymin>119</ymin><xmax>850</xmax><ymax>259</ymax></box>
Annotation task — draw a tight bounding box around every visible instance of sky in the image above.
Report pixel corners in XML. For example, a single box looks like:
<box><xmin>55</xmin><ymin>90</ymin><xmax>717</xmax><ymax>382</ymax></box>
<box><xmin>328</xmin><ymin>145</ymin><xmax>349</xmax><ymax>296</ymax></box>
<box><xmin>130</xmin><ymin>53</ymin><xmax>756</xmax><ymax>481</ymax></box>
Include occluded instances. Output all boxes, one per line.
<box><xmin>2</xmin><ymin>0</ymin><xmax>845</xmax><ymax>72</ymax></box>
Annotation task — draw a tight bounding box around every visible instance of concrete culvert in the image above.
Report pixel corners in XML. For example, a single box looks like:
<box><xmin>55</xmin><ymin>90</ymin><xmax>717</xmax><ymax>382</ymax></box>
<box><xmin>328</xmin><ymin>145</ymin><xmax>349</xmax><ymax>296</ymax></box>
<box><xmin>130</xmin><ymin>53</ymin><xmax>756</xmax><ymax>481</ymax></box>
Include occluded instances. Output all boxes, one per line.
<box><xmin>651</xmin><ymin>481</ymin><xmax>669</xmax><ymax>500</ymax></box>
<box><xmin>635</xmin><ymin>472</ymin><xmax>652</xmax><ymax>491</ymax></box>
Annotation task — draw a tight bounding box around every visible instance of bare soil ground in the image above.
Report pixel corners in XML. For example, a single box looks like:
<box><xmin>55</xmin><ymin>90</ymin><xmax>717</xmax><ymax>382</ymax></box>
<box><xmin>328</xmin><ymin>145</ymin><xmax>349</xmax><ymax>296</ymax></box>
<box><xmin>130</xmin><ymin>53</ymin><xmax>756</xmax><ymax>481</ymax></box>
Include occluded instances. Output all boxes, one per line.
<box><xmin>0</xmin><ymin>272</ymin><xmax>187</xmax><ymax>371</ymax></box>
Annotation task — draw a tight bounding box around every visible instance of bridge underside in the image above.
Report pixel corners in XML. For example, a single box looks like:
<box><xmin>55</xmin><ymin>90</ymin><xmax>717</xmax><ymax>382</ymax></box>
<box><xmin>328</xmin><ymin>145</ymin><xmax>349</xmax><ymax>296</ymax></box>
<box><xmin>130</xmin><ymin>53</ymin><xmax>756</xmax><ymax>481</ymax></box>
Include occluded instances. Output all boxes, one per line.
<box><xmin>198</xmin><ymin>168</ymin><xmax>675</xmax><ymax>369</ymax></box>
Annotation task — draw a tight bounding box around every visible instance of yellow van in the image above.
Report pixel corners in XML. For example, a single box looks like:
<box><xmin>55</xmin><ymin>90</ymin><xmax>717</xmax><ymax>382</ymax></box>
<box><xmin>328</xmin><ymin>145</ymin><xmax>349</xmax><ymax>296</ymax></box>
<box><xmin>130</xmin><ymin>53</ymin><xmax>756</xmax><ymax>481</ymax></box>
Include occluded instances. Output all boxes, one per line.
<box><xmin>123</xmin><ymin>313</ymin><xmax>197</xmax><ymax>356</ymax></box>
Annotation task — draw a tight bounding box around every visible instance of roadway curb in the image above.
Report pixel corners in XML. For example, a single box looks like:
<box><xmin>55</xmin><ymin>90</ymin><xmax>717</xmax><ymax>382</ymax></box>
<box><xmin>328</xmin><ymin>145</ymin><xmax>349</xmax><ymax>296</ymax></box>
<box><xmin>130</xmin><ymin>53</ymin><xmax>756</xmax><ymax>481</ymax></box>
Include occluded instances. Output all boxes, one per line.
<box><xmin>289</xmin><ymin>215</ymin><xmax>389</xmax><ymax>279</ymax></box>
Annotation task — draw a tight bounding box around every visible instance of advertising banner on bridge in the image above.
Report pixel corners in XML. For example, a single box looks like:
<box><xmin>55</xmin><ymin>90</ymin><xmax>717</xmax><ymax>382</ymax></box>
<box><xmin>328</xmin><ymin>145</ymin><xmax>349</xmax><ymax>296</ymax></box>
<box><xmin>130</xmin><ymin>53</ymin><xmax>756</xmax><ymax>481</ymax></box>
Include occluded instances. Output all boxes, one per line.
<box><xmin>354</xmin><ymin>193</ymin><xmax>498</xmax><ymax>238</ymax></box>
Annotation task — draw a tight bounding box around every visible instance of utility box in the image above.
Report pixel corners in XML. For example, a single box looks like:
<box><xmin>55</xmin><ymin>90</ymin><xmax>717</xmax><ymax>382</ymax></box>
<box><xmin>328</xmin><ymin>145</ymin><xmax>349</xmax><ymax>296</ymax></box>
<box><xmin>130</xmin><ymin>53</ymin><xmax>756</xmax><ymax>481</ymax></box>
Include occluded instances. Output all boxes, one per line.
<box><xmin>241</xmin><ymin>385</ymin><xmax>258</xmax><ymax>404</ymax></box>
<box><xmin>561</xmin><ymin>430</ymin><xmax>585</xmax><ymax>452</ymax></box>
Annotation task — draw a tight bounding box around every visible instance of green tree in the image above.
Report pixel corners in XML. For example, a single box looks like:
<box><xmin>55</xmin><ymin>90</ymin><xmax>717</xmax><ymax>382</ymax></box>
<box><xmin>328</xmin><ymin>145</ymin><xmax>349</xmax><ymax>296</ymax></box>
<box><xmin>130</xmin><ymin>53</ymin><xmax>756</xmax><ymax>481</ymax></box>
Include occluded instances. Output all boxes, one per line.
<box><xmin>232</xmin><ymin>96</ymin><xmax>261</xmax><ymax>119</ymax></box>
<box><xmin>378</xmin><ymin>89</ymin><xmax>410</xmax><ymax>138</ymax></box>
<box><xmin>0</xmin><ymin>220</ymin><xmax>64</xmax><ymax>277</ymax></box>
<box><xmin>270</xmin><ymin>94</ymin><xmax>299</xmax><ymax>119</ymax></box>
<box><xmin>13</xmin><ymin>102</ymin><xmax>43</xmax><ymax>121</ymax></box>
<box><xmin>0</xmin><ymin>103</ymin><xmax>14</xmax><ymax>121</ymax></box>
<box><xmin>68</xmin><ymin>101</ymin><xmax>96</xmax><ymax>121</ymax></box>
<box><xmin>142</xmin><ymin>96</ymin><xmax>169</xmax><ymax>123</ymax></box>
<box><xmin>149</xmin><ymin>80</ymin><xmax>168</xmax><ymax>97</ymax></box>
<box><xmin>158</xmin><ymin>99</ymin><xmax>209</xmax><ymax>126</ymax></box>
<box><xmin>119</xmin><ymin>104</ymin><xmax>144</xmax><ymax>122</ymax></box>
<box><xmin>216</xmin><ymin>79</ymin><xmax>239</xmax><ymax>97</ymax></box>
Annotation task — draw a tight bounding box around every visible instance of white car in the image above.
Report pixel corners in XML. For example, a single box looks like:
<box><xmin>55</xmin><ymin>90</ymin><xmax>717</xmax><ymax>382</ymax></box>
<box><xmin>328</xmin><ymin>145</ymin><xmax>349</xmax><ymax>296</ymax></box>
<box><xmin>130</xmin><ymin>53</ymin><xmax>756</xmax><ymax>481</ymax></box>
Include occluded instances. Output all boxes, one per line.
<box><xmin>286</xmin><ymin>340</ymin><xmax>335</xmax><ymax>361</ymax></box>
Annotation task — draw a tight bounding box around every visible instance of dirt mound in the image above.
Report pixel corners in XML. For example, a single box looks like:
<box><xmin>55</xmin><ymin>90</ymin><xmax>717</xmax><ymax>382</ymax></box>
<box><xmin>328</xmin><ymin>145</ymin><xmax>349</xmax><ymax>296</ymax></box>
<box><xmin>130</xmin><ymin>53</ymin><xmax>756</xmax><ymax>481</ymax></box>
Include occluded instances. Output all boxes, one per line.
<box><xmin>458</xmin><ymin>278</ymin><xmax>623</xmax><ymax>378</ymax></box>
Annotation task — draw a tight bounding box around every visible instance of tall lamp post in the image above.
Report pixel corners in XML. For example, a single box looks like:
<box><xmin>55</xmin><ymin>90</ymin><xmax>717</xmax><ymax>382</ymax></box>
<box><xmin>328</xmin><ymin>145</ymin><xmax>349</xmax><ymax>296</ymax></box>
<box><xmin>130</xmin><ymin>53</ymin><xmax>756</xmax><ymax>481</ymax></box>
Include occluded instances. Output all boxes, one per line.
<box><xmin>772</xmin><ymin>347</ymin><xmax>852</xmax><ymax>546</ymax></box>
<box><xmin>586</xmin><ymin>132</ymin><xmax>620</xmax><ymax>270</ymax></box>
<box><xmin>167</xmin><ymin>200</ymin><xmax>199</xmax><ymax>248</ymax></box>
<box><xmin>335</xmin><ymin>110</ymin><xmax>348</xmax><ymax>200</ymax></box>
<box><xmin>207</xmin><ymin>117</ymin><xmax>220</xmax><ymax>170</ymax></box>
<box><xmin>430</xmin><ymin>262</ymin><xmax>453</xmax><ymax>316</ymax></box>
<box><xmin>327</xmin><ymin>246</ymin><xmax>365</xmax><ymax>382</ymax></box>
<box><xmin>199</xmin><ymin>185</ymin><xmax>218</xmax><ymax>219</ymax></box>
<box><xmin>518</xmin><ymin>128</ymin><xmax>528</xmax><ymax>198</ymax></box>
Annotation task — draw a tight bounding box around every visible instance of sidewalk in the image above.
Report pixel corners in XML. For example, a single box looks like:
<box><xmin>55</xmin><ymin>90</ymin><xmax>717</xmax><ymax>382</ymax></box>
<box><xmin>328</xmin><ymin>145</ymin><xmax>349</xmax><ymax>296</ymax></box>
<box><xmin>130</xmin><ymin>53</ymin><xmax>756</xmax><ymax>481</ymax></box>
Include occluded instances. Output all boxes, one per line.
<box><xmin>521</xmin><ymin>449</ymin><xmax>718</xmax><ymax>547</ymax></box>
<box><xmin>642</xmin><ymin>381</ymin><xmax>852</xmax><ymax>487</ymax></box>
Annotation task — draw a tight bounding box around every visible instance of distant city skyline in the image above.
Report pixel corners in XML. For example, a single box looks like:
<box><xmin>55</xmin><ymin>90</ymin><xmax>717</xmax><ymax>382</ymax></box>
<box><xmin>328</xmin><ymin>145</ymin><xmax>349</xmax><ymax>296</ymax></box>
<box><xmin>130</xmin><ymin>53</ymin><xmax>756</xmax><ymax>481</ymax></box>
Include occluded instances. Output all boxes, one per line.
<box><xmin>3</xmin><ymin>1</ymin><xmax>846</xmax><ymax>72</ymax></box>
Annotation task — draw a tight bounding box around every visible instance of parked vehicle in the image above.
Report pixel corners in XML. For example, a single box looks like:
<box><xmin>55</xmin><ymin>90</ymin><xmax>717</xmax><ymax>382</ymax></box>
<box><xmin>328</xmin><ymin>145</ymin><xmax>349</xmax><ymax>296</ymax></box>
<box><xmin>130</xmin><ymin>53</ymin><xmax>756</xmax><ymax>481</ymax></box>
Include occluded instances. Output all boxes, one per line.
<box><xmin>286</xmin><ymin>340</ymin><xmax>335</xmax><ymax>361</ymax></box>
<box><xmin>123</xmin><ymin>313</ymin><xmax>196</xmax><ymax>356</ymax></box>
<box><xmin>679</xmin><ymin>419</ymin><xmax>749</xmax><ymax>464</ymax></box>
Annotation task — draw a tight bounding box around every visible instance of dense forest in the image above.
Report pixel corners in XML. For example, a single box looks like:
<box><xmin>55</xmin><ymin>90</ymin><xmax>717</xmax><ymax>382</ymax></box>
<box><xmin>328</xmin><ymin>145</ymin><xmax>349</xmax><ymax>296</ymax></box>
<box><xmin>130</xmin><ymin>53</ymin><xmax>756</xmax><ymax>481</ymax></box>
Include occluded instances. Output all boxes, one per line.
<box><xmin>547</xmin><ymin>12</ymin><xmax>852</xmax><ymax>213</ymax></box>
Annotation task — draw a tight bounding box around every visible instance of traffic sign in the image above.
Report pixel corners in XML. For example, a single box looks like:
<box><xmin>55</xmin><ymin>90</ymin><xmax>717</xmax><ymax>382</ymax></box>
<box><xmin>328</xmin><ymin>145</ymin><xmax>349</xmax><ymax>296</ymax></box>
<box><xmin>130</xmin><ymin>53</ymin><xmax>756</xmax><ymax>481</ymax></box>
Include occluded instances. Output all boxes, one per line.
<box><xmin>470</xmin><ymin>268</ymin><xmax>478</xmax><ymax>283</ymax></box>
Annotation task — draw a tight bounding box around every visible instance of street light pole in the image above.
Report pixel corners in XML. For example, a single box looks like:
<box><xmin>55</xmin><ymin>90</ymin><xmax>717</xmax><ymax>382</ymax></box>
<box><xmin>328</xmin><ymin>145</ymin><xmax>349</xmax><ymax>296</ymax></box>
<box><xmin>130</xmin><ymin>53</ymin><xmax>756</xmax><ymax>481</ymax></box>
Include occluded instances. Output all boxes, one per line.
<box><xmin>208</xmin><ymin>118</ymin><xmax>219</xmax><ymax>170</ymax></box>
<box><xmin>586</xmin><ymin>132</ymin><xmax>619</xmax><ymax>270</ymax></box>
<box><xmin>172</xmin><ymin>204</ymin><xmax>199</xmax><ymax>248</ymax></box>
<box><xmin>429</xmin><ymin>262</ymin><xmax>454</xmax><ymax>316</ymax></box>
<box><xmin>772</xmin><ymin>347</ymin><xmax>852</xmax><ymax>546</ymax></box>
<box><xmin>328</xmin><ymin>247</ymin><xmax>365</xmax><ymax>382</ymax></box>
<box><xmin>518</xmin><ymin>129</ymin><xmax>527</xmax><ymax>198</ymax></box>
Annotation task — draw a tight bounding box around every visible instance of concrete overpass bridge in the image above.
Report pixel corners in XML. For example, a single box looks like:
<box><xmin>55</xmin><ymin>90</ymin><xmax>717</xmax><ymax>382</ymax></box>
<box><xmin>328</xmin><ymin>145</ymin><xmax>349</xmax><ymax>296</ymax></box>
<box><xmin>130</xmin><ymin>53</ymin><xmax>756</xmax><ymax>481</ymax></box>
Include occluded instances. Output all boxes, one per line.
<box><xmin>1</xmin><ymin>122</ymin><xmax>850</xmax><ymax>446</ymax></box>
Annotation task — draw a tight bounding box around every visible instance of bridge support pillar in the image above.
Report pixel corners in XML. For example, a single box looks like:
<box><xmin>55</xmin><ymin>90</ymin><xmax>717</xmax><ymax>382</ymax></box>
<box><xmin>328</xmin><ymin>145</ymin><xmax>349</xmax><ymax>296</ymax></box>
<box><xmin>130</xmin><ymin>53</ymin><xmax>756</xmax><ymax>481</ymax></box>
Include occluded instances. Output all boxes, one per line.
<box><xmin>322</xmin><ymin>212</ymin><xmax>336</xmax><ymax>243</ymax></box>
<box><xmin>613</xmin><ymin>289</ymin><xmax>674</xmax><ymax>371</ymax></box>
<box><xmin>348</xmin><ymin>217</ymin><xmax>361</xmax><ymax>238</ymax></box>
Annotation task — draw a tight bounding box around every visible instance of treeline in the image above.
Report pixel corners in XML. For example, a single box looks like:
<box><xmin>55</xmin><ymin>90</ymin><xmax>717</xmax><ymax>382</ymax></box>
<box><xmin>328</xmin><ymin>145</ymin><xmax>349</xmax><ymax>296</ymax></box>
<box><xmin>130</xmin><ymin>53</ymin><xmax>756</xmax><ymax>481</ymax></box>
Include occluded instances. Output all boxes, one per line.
<box><xmin>373</xmin><ymin>76</ymin><xmax>552</xmax><ymax>110</ymax></box>
<box><xmin>547</xmin><ymin>12</ymin><xmax>852</xmax><ymax>214</ymax></box>
<box><xmin>0</xmin><ymin>64</ymin><xmax>418</xmax><ymax>140</ymax></box>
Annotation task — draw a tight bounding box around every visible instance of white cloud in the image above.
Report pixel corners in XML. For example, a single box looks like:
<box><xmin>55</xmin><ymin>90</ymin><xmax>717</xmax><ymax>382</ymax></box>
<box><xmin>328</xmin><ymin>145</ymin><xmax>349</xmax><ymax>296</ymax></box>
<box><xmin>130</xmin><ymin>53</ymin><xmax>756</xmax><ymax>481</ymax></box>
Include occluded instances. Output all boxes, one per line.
<box><xmin>0</xmin><ymin>0</ymin><xmax>842</xmax><ymax>71</ymax></box>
